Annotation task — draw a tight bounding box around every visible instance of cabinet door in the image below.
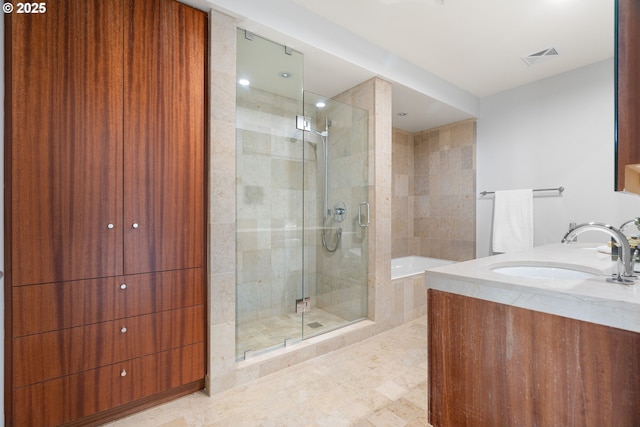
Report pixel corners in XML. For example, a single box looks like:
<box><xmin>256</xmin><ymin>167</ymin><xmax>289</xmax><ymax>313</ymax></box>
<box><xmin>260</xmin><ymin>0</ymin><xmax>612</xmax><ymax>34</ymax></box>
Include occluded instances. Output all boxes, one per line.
<box><xmin>13</xmin><ymin>343</ymin><xmax>205</xmax><ymax>427</ymax></box>
<box><xmin>13</xmin><ymin>305</ymin><xmax>205</xmax><ymax>387</ymax></box>
<box><xmin>123</xmin><ymin>0</ymin><xmax>206</xmax><ymax>274</ymax></box>
<box><xmin>12</xmin><ymin>268</ymin><xmax>206</xmax><ymax>336</ymax></box>
<box><xmin>7</xmin><ymin>0</ymin><xmax>124</xmax><ymax>285</ymax></box>
<box><xmin>428</xmin><ymin>290</ymin><xmax>640</xmax><ymax>427</ymax></box>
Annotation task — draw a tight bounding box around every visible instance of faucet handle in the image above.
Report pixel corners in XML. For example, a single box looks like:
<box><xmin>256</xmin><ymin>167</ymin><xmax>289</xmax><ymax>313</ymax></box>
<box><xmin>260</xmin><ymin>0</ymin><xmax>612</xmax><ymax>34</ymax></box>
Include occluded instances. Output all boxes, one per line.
<box><xmin>612</xmin><ymin>247</ymin><xmax>638</xmax><ymax>283</ymax></box>
<box><xmin>568</xmin><ymin>222</ymin><xmax>578</xmax><ymax>242</ymax></box>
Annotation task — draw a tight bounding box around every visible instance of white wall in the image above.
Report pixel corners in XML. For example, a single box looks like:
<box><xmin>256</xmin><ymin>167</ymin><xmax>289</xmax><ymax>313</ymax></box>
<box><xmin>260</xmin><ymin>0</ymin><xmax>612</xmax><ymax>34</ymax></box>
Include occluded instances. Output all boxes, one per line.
<box><xmin>477</xmin><ymin>59</ymin><xmax>640</xmax><ymax>258</ymax></box>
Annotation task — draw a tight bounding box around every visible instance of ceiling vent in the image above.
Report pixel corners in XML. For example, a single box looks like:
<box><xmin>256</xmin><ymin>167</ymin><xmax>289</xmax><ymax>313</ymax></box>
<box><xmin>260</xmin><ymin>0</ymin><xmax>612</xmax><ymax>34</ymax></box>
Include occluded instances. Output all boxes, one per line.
<box><xmin>521</xmin><ymin>47</ymin><xmax>559</xmax><ymax>66</ymax></box>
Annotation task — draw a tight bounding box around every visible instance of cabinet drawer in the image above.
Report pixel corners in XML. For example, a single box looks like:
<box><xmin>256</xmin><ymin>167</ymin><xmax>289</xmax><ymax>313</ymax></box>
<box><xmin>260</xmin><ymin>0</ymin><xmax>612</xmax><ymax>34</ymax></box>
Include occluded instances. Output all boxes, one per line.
<box><xmin>13</xmin><ymin>268</ymin><xmax>205</xmax><ymax>336</ymax></box>
<box><xmin>13</xmin><ymin>305</ymin><xmax>205</xmax><ymax>387</ymax></box>
<box><xmin>13</xmin><ymin>342</ymin><xmax>205</xmax><ymax>427</ymax></box>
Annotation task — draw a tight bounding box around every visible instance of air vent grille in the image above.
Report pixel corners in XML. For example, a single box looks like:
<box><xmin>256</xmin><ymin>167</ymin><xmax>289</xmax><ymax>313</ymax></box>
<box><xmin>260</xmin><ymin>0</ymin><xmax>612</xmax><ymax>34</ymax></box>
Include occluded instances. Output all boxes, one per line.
<box><xmin>521</xmin><ymin>47</ymin><xmax>559</xmax><ymax>66</ymax></box>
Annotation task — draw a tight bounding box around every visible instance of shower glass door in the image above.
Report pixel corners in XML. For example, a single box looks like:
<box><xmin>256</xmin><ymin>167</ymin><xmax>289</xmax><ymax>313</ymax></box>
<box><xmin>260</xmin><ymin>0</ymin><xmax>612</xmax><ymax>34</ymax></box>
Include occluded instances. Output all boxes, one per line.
<box><xmin>235</xmin><ymin>29</ymin><xmax>305</xmax><ymax>359</ymax></box>
<box><xmin>235</xmin><ymin>30</ymin><xmax>369</xmax><ymax>360</ymax></box>
<box><xmin>301</xmin><ymin>91</ymin><xmax>369</xmax><ymax>339</ymax></box>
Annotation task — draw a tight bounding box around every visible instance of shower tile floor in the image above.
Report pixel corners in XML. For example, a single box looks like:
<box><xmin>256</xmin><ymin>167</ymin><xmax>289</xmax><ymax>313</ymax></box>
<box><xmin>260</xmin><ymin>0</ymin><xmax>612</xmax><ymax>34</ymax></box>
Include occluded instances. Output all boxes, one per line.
<box><xmin>236</xmin><ymin>308</ymin><xmax>359</xmax><ymax>359</ymax></box>
<box><xmin>103</xmin><ymin>316</ymin><xmax>432</xmax><ymax>426</ymax></box>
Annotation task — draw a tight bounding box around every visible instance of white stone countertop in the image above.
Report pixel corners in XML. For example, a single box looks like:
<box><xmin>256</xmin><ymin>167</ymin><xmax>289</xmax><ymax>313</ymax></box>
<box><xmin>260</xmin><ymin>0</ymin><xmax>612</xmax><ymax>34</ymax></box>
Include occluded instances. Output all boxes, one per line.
<box><xmin>424</xmin><ymin>243</ymin><xmax>640</xmax><ymax>333</ymax></box>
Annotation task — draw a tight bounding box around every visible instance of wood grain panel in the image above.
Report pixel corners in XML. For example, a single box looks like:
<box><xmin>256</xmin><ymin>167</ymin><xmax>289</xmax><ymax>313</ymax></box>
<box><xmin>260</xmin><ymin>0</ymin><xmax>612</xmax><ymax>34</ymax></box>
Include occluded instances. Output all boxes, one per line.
<box><xmin>136</xmin><ymin>342</ymin><xmax>206</xmax><ymax>397</ymax></box>
<box><xmin>117</xmin><ymin>268</ymin><xmax>206</xmax><ymax>319</ymax></box>
<box><xmin>13</xmin><ymin>305</ymin><xmax>205</xmax><ymax>387</ymax></box>
<box><xmin>428</xmin><ymin>290</ymin><xmax>640</xmax><ymax>427</ymax></box>
<box><xmin>13</xmin><ymin>268</ymin><xmax>205</xmax><ymax>336</ymax></box>
<box><xmin>616</xmin><ymin>0</ymin><xmax>640</xmax><ymax>191</ymax></box>
<box><xmin>123</xmin><ymin>0</ymin><xmax>206</xmax><ymax>274</ymax></box>
<box><xmin>7</xmin><ymin>0</ymin><xmax>124</xmax><ymax>285</ymax></box>
<box><xmin>13</xmin><ymin>343</ymin><xmax>205</xmax><ymax>427</ymax></box>
<box><xmin>6</xmin><ymin>0</ymin><xmax>207</xmax><ymax>424</ymax></box>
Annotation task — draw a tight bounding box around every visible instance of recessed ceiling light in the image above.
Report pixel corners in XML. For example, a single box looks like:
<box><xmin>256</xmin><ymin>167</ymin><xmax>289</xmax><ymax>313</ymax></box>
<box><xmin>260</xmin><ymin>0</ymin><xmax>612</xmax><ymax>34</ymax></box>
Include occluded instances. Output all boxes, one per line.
<box><xmin>280</xmin><ymin>72</ymin><xmax>291</xmax><ymax>78</ymax></box>
<box><xmin>238</xmin><ymin>78</ymin><xmax>250</xmax><ymax>86</ymax></box>
<box><xmin>316</xmin><ymin>102</ymin><xmax>326</xmax><ymax>108</ymax></box>
<box><xmin>398</xmin><ymin>112</ymin><xmax>408</xmax><ymax>116</ymax></box>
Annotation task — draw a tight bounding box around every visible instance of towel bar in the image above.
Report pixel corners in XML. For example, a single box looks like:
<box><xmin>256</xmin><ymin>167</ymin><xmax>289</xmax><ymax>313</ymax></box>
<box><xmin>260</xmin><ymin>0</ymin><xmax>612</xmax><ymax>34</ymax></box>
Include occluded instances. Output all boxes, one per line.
<box><xmin>480</xmin><ymin>186</ymin><xmax>564</xmax><ymax>196</ymax></box>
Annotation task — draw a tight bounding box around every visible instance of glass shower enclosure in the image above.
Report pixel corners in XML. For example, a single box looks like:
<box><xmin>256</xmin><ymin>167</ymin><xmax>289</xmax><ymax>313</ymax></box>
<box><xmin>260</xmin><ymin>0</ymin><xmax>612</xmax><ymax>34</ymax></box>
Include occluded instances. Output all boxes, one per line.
<box><xmin>235</xmin><ymin>29</ymin><xmax>369</xmax><ymax>359</ymax></box>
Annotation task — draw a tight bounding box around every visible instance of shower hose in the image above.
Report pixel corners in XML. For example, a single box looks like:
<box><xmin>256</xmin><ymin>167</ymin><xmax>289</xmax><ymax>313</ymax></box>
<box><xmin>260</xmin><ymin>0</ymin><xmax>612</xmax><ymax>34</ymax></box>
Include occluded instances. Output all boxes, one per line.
<box><xmin>321</xmin><ymin>215</ymin><xmax>342</xmax><ymax>253</ymax></box>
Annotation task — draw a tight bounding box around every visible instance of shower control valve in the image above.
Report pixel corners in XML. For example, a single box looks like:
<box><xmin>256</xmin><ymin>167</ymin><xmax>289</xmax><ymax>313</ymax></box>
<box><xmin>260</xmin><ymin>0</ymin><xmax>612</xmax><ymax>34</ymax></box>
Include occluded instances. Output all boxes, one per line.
<box><xmin>333</xmin><ymin>201</ymin><xmax>347</xmax><ymax>222</ymax></box>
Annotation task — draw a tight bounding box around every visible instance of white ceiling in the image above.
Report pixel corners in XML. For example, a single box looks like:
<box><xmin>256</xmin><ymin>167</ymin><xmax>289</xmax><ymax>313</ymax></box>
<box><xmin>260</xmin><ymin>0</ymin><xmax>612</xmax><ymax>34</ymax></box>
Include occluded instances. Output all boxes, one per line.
<box><xmin>192</xmin><ymin>0</ymin><xmax>614</xmax><ymax>132</ymax></box>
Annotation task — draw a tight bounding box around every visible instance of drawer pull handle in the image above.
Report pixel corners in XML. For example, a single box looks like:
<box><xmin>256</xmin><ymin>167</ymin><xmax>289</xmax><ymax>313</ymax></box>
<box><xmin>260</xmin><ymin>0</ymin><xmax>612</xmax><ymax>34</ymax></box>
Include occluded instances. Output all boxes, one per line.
<box><xmin>120</xmin><ymin>283</ymin><xmax>127</xmax><ymax>290</ymax></box>
<box><xmin>132</xmin><ymin>222</ymin><xmax>139</xmax><ymax>229</ymax></box>
<box><xmin>107</xmin><ymin>223</ymin><xmax>114</xmax><ymax>229</ymax></box>
<box><xmin>120</xmin><ymin>369</ymin><xmax>127</xmax><ymax>377</ymax></box>
<box><xmin>120</xmin><ymin>327</ymin><xmax>127</xmax><ymax>334</ymax></box>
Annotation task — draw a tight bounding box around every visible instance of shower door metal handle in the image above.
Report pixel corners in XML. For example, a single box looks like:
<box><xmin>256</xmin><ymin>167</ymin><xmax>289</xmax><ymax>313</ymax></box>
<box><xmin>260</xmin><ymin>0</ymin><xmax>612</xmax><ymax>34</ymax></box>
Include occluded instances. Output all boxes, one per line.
<box><xmin>358</xmin><ymin>202</ymin><xmax>370</xmax><ymax>227</ymax></box>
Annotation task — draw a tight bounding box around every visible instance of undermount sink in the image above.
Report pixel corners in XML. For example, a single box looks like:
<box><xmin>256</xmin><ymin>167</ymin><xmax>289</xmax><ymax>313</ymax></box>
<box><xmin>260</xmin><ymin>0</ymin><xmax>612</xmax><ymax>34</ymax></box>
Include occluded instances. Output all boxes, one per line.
<box><xmin>491</xmin><ymin>264</ymin><xmax>599</xmax><ymax>280</ymax></box>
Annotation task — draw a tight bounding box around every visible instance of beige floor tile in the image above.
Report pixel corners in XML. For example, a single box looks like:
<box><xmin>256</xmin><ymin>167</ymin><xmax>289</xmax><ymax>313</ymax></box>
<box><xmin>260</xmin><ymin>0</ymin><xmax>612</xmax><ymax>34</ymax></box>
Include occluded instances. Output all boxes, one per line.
<box><xmin>402</xmin><ymin>386</ymin><xmax>428</xmax><ymax>411</ymax></box>
<box><xmin>103</xmin><ymin>317</ymin><xmax>428</xmax><ymax>426</ymax></box>
<box><xmin>375</xmin><ymin>380</ymin><xmax>409</xmax><ymax>401</ymax></box>
<box><xmin>367</xmin><ymin>409</ymin><xmax>407</xmax><ymax>427</ymax></box>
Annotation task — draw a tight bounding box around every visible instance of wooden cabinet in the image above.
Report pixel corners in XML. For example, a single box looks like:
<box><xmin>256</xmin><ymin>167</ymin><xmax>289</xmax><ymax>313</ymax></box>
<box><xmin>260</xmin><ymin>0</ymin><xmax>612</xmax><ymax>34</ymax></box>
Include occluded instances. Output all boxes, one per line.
<box><xmin>7</xmin><ymin>0</ymin><xmax>125</xmax><ymax>286</ymax></box>
<box><xmin>615</xmin><ymin>0</ymin><xmax>640</xmax><ymax>192</ymax></box>
<box><xmin>5</xmin><ymin>0</ymin><xmax>207</xmax><ymax>425</ymax></box>
<box><xmin>428</xmin><ymin>290</ymin><xmax>640</xmax><ymax>427</ymax></box>
<box><xmin>13</xmin><ymin>343</ymin><xmax>205</xmax><ymax>427</ymax></box>
<box><xmin>123</xmin><ymin>0</ymin><xmax>206</xmax><ymax>275</ymax></box>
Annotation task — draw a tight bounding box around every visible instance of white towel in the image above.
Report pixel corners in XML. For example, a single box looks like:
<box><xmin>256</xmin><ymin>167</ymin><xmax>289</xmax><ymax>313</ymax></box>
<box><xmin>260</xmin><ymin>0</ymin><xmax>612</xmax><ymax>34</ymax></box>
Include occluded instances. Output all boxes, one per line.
<box><xmin>492</xmin><ymin>189</ymin><xmax>534</xmax><ymax>253</ymax></box>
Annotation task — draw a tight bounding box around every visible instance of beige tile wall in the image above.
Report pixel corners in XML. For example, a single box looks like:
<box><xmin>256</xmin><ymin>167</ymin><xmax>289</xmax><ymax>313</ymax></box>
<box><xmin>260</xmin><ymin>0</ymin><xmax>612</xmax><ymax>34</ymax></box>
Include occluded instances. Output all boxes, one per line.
<box><xmin>313</xmin><ymin>99</ymin><xmax>369</xmax><ymax>322</ymax></box>
<box><xmin>392</xmin><ymin>129</ymin><xmax>416</xmax><ymax>258</ymax></box>
<box><xmin>236</xmin><ymin>86</ymin><xmax>307</xmax><ymax>326</ymax></box>
<box><xmin>392</xmin><ymin>120</ymin><xmax>477</xmax><ymax>261</ymax></box>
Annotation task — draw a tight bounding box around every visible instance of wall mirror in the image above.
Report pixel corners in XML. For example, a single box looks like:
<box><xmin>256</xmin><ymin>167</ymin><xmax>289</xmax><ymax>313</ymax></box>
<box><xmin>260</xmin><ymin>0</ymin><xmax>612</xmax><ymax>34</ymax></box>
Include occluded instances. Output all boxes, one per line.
<box><xmin>615</xmin><ymin>0</ymin><xmax>640</xmax><ymax>194</ymax></box>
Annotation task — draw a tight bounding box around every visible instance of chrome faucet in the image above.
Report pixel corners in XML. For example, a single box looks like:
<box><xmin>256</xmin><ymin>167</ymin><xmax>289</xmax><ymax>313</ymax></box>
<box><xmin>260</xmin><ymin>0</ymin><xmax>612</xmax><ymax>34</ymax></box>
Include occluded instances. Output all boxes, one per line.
<box><xmin>620</xmin><ymin>218</ymin><xmax>640</xmax><ymax>234</ymax></box>
<box><xmin>562</xmin><ymin>222</ymin><xmax>635</xmax><ymax>283</ymax></box>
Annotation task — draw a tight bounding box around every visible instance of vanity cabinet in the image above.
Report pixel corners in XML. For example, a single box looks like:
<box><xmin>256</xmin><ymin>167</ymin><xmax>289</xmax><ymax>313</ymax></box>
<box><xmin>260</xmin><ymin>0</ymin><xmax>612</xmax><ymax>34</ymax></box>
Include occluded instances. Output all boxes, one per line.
<box><xmin>5</xmin><ymin>0</ymin><xmax>207</xmax><ymax>425</ymax></box>
<box><xmin>428</xmin><ymin>290</ymin><xmax>640</xmax><ymax>426</ymax></box>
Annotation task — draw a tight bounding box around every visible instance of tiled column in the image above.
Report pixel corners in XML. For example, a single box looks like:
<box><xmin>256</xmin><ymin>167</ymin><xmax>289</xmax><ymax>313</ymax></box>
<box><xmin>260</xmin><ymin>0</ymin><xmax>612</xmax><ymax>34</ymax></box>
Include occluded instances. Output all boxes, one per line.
<box><xmin>333</xmin><ymin>77</ymin><xmax>394</xmax><ymax>327</ymax></box>
<box><xmin>371</xmin><ymin>79</ymin><xmax>394</xmax><ymax>326</ymax></box>
<box><xmin>207</xmin><ymin>9</ymin><xmax>237</xmax><ymax>394</ymax></box>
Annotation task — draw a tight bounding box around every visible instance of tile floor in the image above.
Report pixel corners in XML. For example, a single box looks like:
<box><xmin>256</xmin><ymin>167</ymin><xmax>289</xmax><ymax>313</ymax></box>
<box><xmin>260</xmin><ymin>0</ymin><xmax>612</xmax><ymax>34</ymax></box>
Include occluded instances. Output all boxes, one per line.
<box><xmin>236</xmin><ymin>307</ymin><xmax>363</xmax><ymax>359</ymax></box>
<box><xmin>104</xmin><ymin>317</ymin><xmax>432</xmax><ymax>426</ymax></box>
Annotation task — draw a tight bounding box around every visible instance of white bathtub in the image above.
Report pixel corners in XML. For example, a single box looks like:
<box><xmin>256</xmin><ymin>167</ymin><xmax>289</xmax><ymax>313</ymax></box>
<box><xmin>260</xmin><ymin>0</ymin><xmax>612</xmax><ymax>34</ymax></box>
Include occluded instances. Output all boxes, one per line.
<box><xmin>391</xmin><ymin>256</ymin><xmax>455</xmax><ymax>280</ymax></box>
